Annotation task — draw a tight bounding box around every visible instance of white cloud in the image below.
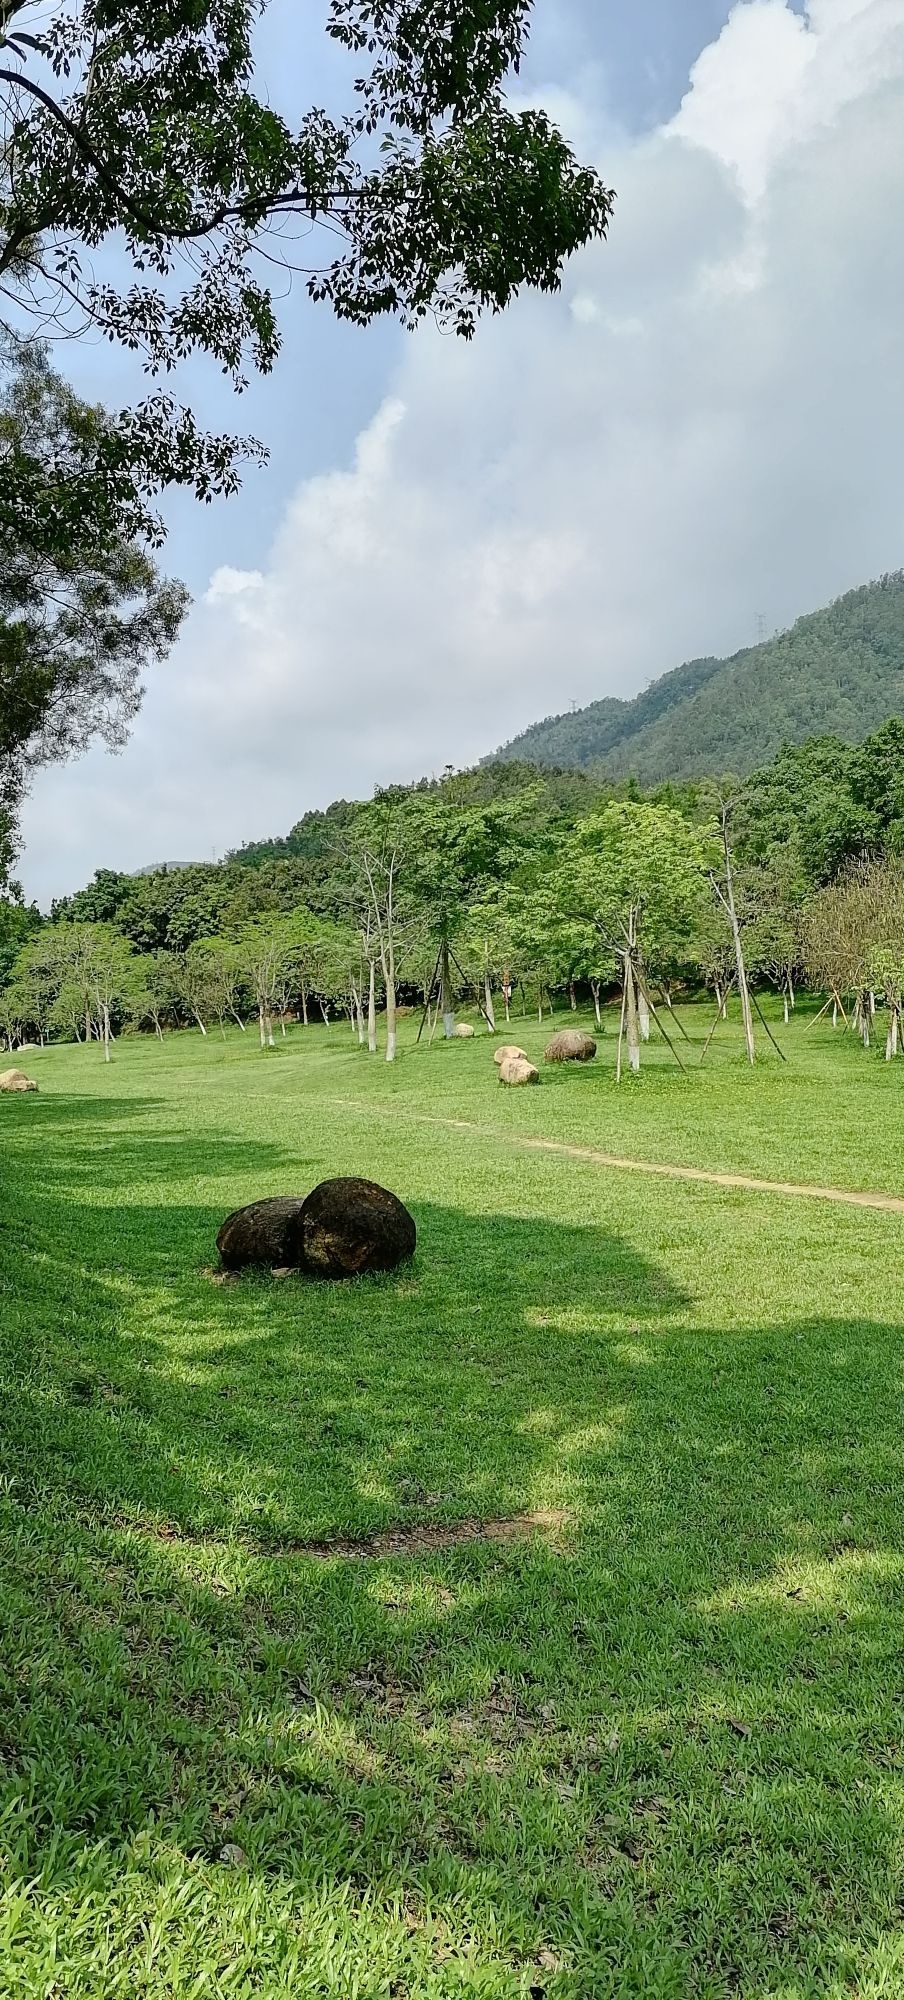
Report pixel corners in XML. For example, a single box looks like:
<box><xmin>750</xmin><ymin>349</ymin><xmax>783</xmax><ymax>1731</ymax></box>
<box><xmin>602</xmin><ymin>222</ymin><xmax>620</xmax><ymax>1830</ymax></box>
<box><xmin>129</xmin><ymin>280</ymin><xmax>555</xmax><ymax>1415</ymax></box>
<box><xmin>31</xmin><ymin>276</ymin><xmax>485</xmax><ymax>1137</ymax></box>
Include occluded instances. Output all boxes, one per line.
<box><xmin>671</xmin><ymin>0</ymin><xmax>904</xmax><ymax>200</ymax></box>
<box><xmin>19</xmin><ymin>0</ymin><xmax>904</xmax><ymax>904</ymax></box>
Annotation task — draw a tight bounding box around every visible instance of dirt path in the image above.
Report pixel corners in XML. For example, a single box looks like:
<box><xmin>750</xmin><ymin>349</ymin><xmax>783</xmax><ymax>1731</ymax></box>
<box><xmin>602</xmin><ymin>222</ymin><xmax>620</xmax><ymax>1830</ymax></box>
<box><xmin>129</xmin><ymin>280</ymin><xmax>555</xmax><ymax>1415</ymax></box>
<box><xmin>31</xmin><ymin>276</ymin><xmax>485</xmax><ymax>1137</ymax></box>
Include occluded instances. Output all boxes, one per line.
<box><xmin>329</xmin><ymin>1101</ymin><xmax>904</xmax><ymax>1216</ymax></box>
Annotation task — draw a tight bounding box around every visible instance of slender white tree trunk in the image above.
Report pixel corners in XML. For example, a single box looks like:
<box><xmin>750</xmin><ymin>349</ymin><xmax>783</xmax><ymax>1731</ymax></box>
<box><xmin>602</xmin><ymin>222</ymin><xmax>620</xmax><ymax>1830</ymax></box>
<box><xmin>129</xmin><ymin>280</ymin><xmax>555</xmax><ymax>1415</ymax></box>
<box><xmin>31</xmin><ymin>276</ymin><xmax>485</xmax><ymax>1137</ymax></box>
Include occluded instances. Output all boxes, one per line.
<box><xmin>624</xmin><ymin>954</ymin><xmax>641</xmax><ymax>1074</ymax></box>
<box><xmin>230</xmin><ymin>1007</ymin><xmax>246</xmax><ymax>1032</ymax></box>
<box><xmin>440</xmin><ymin>941</ymin><xmax>455</xmax><ymax>1038</ymax></box>
<box><xmin>353</xmin><ymin>982</ymin><xmax>365</xmax><ymax>1045</ymax></box>
<box><xmin>367</xmin><ymin>962</ymin><xmax>377</xmax><ymax>1053</ymax></box>
<box><xmin>638</xmin><ymin>982</ymin><xmax>650</xmax><ymax>1043</ymax></box>
<box><xmin>301</xmin><ymin>982</ymin><xmax>308</xmax><ymax>1027</ymax></box>
<box><xmin>783</xmin><ymin>993</ymin><xmax>790</xmax><ymax>1026</ymax></box>
<box><xmin>103</xmin><ymin>1003</ymin><xmax>111</xmax><ymax>1064</ymax></box>
<box><xmin>385</xmin><ymin>970</ymin><xmax>397</xmax><ymax>1063</ymax></box>
<box><xmin>591</xmin><ymin>979</ymin><xmax>602</xmax><ymax>1029</ymax></box>
<box><xmin>193</xmin><ymin>1009</ymin><xmax>208</xmax><ymax>1037</ymax></box>
<box><xmin>483</xmin><ymin>953</ymin><xmax>496</xmax><ymax>1034</ymax></box>
<box><xmin>503</xmin><ymin>974</ymin><xmax>511</xmax><ymax>1024</ymax></box>
<box><xmin>720</xmin><ymin>816</ymin><xmax>755</xmax><ymax>1064</ymax></box>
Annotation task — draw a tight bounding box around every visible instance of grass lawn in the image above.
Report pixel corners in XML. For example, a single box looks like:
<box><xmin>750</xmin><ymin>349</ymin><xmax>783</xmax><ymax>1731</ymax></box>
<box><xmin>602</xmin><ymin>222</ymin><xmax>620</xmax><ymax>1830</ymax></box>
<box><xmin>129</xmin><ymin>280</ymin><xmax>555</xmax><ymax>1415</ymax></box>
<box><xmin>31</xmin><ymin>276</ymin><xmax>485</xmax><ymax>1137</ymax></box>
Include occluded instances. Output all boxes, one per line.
<box><xmin>1</xmin><ymin>1003</ymin><xmax>903</xmax><ymax>1997</ymax></box>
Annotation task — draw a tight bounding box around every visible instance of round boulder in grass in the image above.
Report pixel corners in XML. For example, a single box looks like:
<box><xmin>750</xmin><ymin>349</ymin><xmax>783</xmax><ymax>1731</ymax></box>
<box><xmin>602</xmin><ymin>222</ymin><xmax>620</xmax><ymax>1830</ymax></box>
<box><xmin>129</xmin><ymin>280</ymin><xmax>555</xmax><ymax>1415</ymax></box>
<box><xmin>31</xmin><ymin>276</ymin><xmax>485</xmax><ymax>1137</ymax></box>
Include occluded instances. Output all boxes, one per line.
<box><xmin>493</xmin><ymin>1045</ymin><xmax>529</xmax><ymax>1066</ymax></box>
<box><xmin>300</xmin><ymin>1177</ymin><xmax>416</xmax><ymax>1279</ymax></box>
<box><xmin>545</xmin><ymin>1030</ymin><xmax>597</xmax><ymax>1065</ymax></box>
<box><xmin>453</xmin><ymin>1023</ymin><xmax>476</xmax><ymax>1038</ymax></box>
<box><xmin>0</xmin><ymin>1068</ymin><xmax>38</xmax><ymax>1093</ymax></box>
<box><xmin>217</xmin><ymin>1196</ymin><xmax>306</xmax><ymax>1270</ymax></box>
<box><xmin>499</xmin><ymin>1056</ymin><xmax>540</xmax><ymax>1087</ymax></box>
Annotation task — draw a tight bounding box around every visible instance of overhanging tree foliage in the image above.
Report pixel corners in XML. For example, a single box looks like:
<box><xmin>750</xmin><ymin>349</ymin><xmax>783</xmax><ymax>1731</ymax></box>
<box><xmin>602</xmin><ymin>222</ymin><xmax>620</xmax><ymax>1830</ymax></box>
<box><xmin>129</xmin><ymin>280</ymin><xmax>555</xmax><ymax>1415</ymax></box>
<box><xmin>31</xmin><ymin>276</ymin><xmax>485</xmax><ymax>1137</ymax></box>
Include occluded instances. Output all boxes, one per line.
<box><xmin>0</xmin><ymin>335</ymin><xmax>187</xmax><ymax>884</ymax></box>
<box><xmin>0</xmin><ymin>1</ymin><xmax>614</xmax><ymax>505</ymax></box>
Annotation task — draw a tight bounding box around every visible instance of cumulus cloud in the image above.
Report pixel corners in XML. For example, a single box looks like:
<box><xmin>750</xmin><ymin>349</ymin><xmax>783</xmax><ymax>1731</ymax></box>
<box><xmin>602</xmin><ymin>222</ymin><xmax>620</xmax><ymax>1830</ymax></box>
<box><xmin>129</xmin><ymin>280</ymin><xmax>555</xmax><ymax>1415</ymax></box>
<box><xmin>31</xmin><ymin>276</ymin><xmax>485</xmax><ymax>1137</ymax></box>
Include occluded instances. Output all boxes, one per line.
<box><xmin>20</xmin><ymin>0</ymin><xmax>904</xmax><ymax>902</ymax></box>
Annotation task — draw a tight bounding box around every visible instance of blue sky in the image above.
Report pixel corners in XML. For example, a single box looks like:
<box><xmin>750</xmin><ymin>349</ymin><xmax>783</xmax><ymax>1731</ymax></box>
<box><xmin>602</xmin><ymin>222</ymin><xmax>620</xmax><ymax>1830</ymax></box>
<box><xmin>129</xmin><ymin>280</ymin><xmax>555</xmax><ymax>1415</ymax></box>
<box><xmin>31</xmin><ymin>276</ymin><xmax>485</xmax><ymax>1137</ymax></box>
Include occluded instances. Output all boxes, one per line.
<box><xmin>20</xmin><ymin>0</ymin><xmax>904</xmax><ymax>901</ymax></box>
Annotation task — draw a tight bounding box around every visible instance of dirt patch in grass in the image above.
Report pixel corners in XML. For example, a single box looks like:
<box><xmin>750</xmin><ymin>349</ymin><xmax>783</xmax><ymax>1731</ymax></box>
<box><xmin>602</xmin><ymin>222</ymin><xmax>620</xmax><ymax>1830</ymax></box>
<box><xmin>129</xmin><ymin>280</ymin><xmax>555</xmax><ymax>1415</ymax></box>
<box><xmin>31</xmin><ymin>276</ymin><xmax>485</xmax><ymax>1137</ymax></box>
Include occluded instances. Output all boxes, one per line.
<box><xmin>138</xmin><ymin>1509</ymin><xmax>570</xmax><ymax>1561</ymax></box>
<box><xmin>296</xmin><ymin>1508</ymin><xmax>569</xmax><ymax>1561</ymax></box>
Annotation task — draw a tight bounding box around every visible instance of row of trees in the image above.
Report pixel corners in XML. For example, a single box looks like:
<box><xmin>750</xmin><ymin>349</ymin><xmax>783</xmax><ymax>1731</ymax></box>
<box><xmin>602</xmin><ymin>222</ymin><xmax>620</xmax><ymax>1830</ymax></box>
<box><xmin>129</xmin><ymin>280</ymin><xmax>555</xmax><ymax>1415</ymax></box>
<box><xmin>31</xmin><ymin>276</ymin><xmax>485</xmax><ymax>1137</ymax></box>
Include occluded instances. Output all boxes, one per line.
<box><xmin>7</xmin><ymin>758</ymin><xmax>904</xmax><ymax>1071</ymax></box>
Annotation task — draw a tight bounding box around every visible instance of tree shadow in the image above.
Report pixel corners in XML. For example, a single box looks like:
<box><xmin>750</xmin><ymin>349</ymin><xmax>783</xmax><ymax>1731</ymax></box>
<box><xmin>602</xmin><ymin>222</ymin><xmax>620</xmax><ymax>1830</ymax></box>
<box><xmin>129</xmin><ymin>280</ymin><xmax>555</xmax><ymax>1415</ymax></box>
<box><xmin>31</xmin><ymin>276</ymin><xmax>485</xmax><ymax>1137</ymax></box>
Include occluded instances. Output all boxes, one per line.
<box><xmin>3</xmin><ymin>1098</ymin><xmax>904</xmax><ymax>1990</ymax></box>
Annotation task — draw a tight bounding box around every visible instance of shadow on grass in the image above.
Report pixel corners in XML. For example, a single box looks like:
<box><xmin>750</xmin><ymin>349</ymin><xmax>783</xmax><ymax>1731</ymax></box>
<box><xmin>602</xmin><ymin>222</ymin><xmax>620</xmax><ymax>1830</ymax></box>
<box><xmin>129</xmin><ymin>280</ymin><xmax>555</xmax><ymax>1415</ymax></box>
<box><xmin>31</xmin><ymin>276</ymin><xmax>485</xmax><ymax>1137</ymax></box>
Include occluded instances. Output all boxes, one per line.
<box><xmin>3</xmin><ymin>1098</ymin><xmax>904</xmax><ymax>1990</ymax></box>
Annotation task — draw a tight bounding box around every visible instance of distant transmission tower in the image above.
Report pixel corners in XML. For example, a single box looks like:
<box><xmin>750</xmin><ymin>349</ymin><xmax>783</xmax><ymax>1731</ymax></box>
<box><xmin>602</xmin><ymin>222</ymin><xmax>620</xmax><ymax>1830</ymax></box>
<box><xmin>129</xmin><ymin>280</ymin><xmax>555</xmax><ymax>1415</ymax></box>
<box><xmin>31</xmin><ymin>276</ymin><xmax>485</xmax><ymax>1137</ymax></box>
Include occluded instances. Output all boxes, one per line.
<box><xmin>755</xmin><ymin>612</ymin><xmax>767</xmax><ymax>646</ymax></box>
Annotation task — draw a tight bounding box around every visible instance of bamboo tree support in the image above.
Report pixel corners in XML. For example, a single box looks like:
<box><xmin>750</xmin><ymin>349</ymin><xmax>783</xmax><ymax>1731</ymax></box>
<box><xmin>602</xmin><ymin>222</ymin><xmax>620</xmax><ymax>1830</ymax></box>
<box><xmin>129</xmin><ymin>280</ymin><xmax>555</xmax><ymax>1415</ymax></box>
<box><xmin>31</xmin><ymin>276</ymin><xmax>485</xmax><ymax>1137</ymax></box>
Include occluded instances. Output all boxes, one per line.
<box><xmin>710</xmin><ymin>803</ymin><xmax>755</xmax><ymax>1064</ymax></box>
<box><xmin>615</xmin><ymin>978</ymin><xmax>628</xmax><ymax>1084</ymax></box>
<box><xmin>416</xmin><ymin>947</ymin><xmax>443</xmax><ymax>1044</ymax></box>
<box><xmin>652</xmin><ymin>983</ymin><xmax>693</xmax><ymax>1043</ymax></box>
<box><xmin>749</xmin><ymin>987</ymin><xmax>788</xmax><ymax>1062</ymax></box>
<box><xmin>700</xmin><ymin>980</ymin><xmax>737</xmax><ymax>1063</ymax></box>
<box><xmin>634</xmin><ymin>971</ymin><xmax>689</xmax><ymax>1074</ymax></box>
<box><xmin>811</xmin><ymin>990</ymin><xmax>848</xmax><ymax>1029</ymax></box>
<box><xmin>449</xmin><ymin>946</ymin><xmax>496</xmax><ymax>1032</ymax></box>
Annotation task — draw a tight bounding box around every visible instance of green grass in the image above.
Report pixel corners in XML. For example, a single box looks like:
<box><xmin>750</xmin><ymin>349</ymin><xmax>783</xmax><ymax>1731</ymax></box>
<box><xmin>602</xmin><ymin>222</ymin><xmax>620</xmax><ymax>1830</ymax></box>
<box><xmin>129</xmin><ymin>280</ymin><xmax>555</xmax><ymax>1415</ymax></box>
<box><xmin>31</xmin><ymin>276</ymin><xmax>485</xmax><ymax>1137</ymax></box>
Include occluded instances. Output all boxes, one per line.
<box><xmin>1</xmin><ymin>1005</ymin><xmax>904</xmax><ymax>1997</ymax></box>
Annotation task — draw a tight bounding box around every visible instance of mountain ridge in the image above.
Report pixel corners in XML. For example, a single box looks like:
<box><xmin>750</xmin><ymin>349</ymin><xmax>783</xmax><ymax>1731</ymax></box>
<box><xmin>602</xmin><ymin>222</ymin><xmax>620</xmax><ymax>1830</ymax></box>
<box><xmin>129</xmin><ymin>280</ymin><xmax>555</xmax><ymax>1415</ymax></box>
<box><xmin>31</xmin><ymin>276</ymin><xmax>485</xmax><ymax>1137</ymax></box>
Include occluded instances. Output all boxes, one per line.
<box><xmin>490</xmin><ymin>573</ymin><xmax>904</xmax><ymax>783</ymax></box>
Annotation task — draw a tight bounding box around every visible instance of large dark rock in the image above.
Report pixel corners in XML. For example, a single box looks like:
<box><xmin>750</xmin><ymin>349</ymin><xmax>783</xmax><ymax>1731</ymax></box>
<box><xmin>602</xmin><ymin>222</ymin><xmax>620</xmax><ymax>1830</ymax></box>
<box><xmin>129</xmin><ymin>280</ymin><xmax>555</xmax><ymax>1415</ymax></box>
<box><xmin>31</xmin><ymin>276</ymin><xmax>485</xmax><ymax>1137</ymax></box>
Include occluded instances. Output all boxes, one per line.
<box><xmin>217</xmin><ymin>1196</ymin><xmax>306</xmax><ymax>1270</ymax></box>
<box><xmin>545</xmin><ymin>1030</ymin><xmax>597</xmax><ymax>1064</ymax></box>
<box><xmin>300</xmin><ymin>1177</ymin><xmax>416</xmax><ymax>1279</ymax></box>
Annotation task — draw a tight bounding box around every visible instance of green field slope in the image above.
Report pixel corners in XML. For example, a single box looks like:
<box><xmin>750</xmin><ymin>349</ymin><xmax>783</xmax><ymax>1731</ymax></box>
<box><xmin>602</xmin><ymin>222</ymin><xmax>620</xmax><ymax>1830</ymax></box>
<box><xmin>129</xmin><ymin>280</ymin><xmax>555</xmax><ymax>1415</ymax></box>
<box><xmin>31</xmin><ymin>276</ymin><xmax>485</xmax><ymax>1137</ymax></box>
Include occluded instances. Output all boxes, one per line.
<box><xmin>3</xmin><ymin>1009</ymin><xmax>904</xmax><ymax>1995</ymax></box>
<box><xmin>493</xmin><ymin>571</ymin><xmax>904</xmax><ymax>782</ymax></box>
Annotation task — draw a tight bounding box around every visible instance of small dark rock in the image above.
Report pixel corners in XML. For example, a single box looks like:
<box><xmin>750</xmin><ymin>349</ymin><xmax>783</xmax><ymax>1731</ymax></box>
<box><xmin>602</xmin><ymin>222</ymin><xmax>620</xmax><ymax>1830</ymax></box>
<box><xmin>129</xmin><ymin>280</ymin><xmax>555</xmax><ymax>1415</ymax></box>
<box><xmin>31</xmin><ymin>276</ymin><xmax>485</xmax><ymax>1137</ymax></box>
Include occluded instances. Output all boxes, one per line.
<box><xmin>217</xmin><ymin>1196</ymin><xmax>306</xmax><ymax>1271</ymax></box>
<box><xmin>300</xmin><ymin>1177</ymin><xmax>416</xmax><ymax>1279</ymax></box>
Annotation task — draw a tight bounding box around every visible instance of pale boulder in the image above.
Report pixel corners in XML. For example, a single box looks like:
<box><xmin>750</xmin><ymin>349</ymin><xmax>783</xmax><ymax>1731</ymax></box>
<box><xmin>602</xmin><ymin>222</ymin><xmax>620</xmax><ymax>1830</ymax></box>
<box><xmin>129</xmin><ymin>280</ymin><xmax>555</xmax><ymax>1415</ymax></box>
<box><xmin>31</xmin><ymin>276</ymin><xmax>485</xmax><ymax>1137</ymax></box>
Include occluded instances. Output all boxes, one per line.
<box><xmin>0</xmin><ymin>1069</ymin><xmax>38</xmax><ymax>1093</ymax></box>
<box><xmin>493</xmin><ymin>1045</ymin><xmax>529</xmax><ymax>1066</ymax></box>
<box><xmin>499</xmin><ymin>1057</ymin><xmax>540</xmax><ymax>1087</ymax></box>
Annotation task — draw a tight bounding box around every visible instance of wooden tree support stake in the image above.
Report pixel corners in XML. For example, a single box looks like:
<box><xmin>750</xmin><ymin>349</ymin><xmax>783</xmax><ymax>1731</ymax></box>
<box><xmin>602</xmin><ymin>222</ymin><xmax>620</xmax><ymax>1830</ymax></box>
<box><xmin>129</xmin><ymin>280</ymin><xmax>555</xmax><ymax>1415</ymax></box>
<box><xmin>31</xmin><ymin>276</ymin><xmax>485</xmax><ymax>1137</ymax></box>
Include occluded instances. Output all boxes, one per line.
<box><xmin>700</xmin><ymin>981</ymin><xmax>736</xmax><ymax>1063</ymax></box>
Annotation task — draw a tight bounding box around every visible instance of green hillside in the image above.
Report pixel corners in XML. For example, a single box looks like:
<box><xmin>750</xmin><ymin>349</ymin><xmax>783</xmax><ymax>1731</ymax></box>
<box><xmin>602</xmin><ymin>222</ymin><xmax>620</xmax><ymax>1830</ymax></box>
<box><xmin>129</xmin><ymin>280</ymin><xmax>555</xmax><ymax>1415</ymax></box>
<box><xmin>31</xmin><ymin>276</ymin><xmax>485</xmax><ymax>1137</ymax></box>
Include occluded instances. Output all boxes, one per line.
<box><xmin>492</xmin><ymin>573</ymin><xmax>904</xmax><ymax>782</ymax></box>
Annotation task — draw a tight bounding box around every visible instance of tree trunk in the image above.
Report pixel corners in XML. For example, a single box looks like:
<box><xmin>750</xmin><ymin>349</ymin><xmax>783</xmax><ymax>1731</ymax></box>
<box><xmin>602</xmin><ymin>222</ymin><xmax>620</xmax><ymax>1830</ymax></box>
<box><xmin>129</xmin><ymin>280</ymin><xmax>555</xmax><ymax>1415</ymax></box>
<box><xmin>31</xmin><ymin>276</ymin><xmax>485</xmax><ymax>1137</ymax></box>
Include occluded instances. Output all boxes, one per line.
<box><xmin>353</xmin><ymin>982</ymin><xmax>365</xmax><ymax>1045</ymax></box>
<box><xmin>484</xmin><ymin>966</ymin><xmax>496</xmax><ymax>1034</ymax></box>
<box><xmin>503</xmin><ymin>973</ymin><xmax>511</xmax><ymax>1024</ymax></box>
<box><xmin>440</xmin><ymin>940</ymin><xmax>455</xmax><ymax>1038</ymax></box>
<box><xmin>832</xmin><ymin>998</ymin><xmax>839</xmax><ymax>1029</ymax></box>
<box><xmin>624</xmin><ymin>953</ymin><xmax>641</xmax><ymax>1074</ymax></box>
<box><xmin>720</xmin><ymin>815</ymin><xmax>755</xmax><ymax>1064</ymax></box>
<box><xmin>385</xmin><ymin>975</ymin><xmax>397</xmax><ymax>1063</ymax></box>
<box><xmin>230</xmin><ymin>1006</ymin><xmax>246</xmax><ymax>1032</ymax></box>
<box><xmin>103</xmin><ymin>1003</ymin><xmax>111</xmax><ymax>1064</ymax></box>
<box><xmin>783</xmin><ymin>993</ymin><xmax>790</xmax><ymax>1026</ymax></box>
<box><xmin>591</xmin><ymin>979</ymin><xmax>602</xmax><ymax>1029</ymax></box>
<box><xmin>638</xmin><ymin>982</ymin><xmax>650</xmax><ymax>1043</ymax></box>
<box><xmin>320</xmin><ymin>1002</ymin><xmax>330</xmax><ymax>1028</ymax></box>
<box><xmin>193</xmin><ymin>1009</ymin><xmax>208</xmax><ymax>1037</ymax></box>
<box><xmin>368</xmin><ymin>962</ymin><xmax>377</xmax><ymax>1053</ymax></box>
<box><xmin>301</xmin><ymin>981</ymin><xmax>308</xmax><ymax>1027</ymax></box>
<box><xmin>569</xmin><ymin>981</ymin><xmax>577</xmax><ymax>1012</ymax></box>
